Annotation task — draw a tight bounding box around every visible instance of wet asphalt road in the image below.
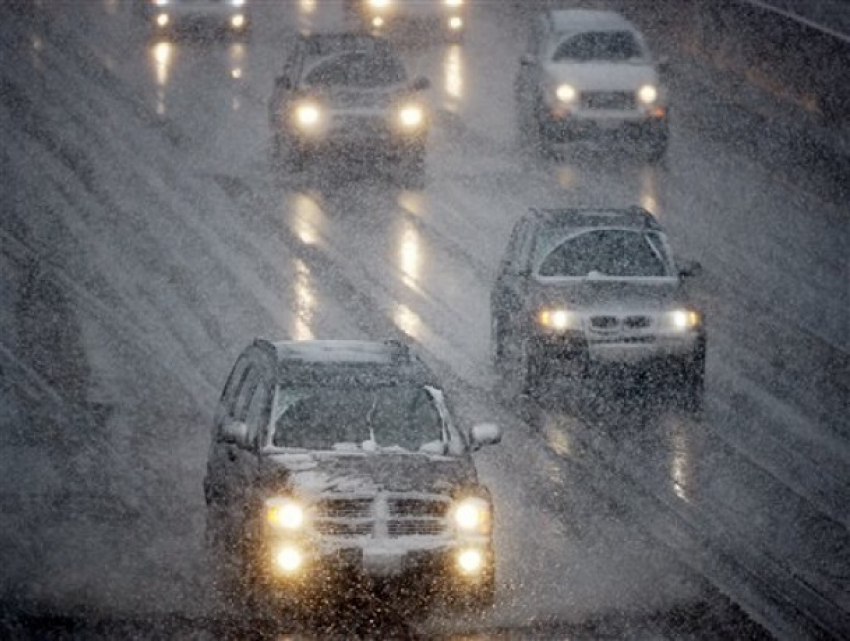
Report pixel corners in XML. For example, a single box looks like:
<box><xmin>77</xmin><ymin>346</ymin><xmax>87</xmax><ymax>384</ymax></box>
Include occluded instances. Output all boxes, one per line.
<box><xmin>1</xmin><ymin>1</ymin><xmax>848</xmax><ymax>639</ymax></box>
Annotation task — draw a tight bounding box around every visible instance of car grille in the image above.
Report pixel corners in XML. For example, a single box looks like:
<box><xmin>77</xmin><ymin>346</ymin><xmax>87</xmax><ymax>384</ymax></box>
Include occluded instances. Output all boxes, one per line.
<box><xmin>581</xmin><ymin>91</ymin><xmax>636</xmax><ymax>110</ymax></box>
<box><xmin>590</xmin><ymin>315</ymin><xmax>619</xmax><ymax>330</ymax></box>
<box><xmin>590</xmin><ymin>315</ymin><xmax>654</xmax><ymax>332</ymax></box>
<box><xmin>312</xmin><ymin>493</ymin><xmax>449</xmax><ymax>539</ymax></box>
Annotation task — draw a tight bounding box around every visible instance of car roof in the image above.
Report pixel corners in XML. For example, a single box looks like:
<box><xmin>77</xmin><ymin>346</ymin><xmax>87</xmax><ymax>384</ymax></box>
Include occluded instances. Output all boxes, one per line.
<box><xmin>255</xmin><ymin>339</ymin><xmax>437</xmax><ymax>387</ymax></box>
<box><xmin>299</xmin><ymin>31</ymin><xmax>394</xmax><ymax>59</ymax></box>
<box><xmin>547</xmin><ymin>9</ymin><xmax>638</xmax><ymax>35</ymax></box>
<box><xmin>527</xmin><ymin>207</ymin><xmax>663</xmax><ymax>233</ymax></box>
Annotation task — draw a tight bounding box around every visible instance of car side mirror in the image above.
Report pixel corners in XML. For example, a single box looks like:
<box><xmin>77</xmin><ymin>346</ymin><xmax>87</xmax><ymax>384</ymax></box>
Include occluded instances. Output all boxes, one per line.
<box><xmin>678</xmin><ymin>260</ymin><xmax>702</xmax><ymax>279</ymax></box>
<box><xmin>410</xmin><ymin>76</ymin><xmax>430</xmax><ymax>92</ymax></box>
<box><xmin>221</xmin><ymin>420</ymin><xmax>249</xmax><ymax>446</ymax></box>
<box><xmin>519</xmin><ymin>53</ymin><xmax>535</xmax><ymax>66</ymax></box>
<box><xmin>470</xmin><ymin>423</ymin><xmax>502</xmax><ymax>450</ymax></box>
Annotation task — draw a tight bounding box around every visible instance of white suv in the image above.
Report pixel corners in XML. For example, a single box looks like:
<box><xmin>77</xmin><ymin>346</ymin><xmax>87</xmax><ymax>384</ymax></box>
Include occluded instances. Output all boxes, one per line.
<box><xmin>515</xmin><ymin>9</ymin><xmax>669</xmax><ymax>161</ymax></box>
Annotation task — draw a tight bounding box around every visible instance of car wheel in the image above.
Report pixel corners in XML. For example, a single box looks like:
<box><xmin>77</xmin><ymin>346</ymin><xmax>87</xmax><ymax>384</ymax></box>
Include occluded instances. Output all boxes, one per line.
<box><xmin>453</xmin><ymin>573</ymin><xmax>495</xmax><ymax>611</ymax></box>
<box><xmin>519</xmin><ymin>339</ymin><xmax>546</xmax><ymax>395</ymax></box>
<box><xmin>399</xmin><ymin>147</ymin><xmax>426</xmax><ymax>189</ymax></box>
<box><xmin>645</xmin><ymin>130</ymin><xmax>668</xmax><ymax>164</ymax></box>
<box><xmin>679</xmin><ymin>345</ymin><xmax>705</xmax><ymax>410</ymax></box>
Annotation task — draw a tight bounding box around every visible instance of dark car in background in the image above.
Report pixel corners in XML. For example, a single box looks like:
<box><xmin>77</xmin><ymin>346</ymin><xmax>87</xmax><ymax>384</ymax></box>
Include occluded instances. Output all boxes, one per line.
<box><xmin>491</xmin><ymin>207</ymin><xmax>706</xmax><ymax>404</ymax></box>
<box><xmin>346</xmin><ymin>0</ymin><xmax>467</xmax><ymax>43</ymax></box>
<box><xmin>203</xmin><ymin>339</ymin><xmax>502</xmax><ymax>614</ymax></box>
<box><xmin>268</xmin><ymin>32</ymin><xmax>431</xmax><ymax>186</ymax></box>
<box><xmin>142</xmin><ymin>0</ymin><xmax>251</xmax><ymax>37</ymax></box>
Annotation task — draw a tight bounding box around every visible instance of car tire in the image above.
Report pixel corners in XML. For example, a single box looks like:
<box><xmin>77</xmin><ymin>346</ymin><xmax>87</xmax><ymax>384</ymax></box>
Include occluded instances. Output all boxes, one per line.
<box><xmin>645</xmin><ymin>130</ymin><xmax>668</xmax><ymax>164</ymax></box>
<box><xmin>679</xmin><ymin>344</ymin><xmax>706</xmax><ymax>410</ymax></box>
<box><xmin>399</xmin><ymin>147</ymin><xmax>426</xmax><ymax>189</ymax></box>
<box><xmin>453</xmin><ymin>573</ymin><xmax>495</xmax><ymax>611</ymax></box>
<box><xmin>519</xmin><ymin>339</ymin><xmax>546</xmax><ymax>395</ymax></box>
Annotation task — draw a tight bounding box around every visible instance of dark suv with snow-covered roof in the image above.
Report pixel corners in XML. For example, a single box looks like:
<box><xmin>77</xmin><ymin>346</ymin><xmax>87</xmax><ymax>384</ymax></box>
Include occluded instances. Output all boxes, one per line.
<box><xmin>203</xmin><ymin>339</ymin><xmax>501</xmax><ymax>612</ymax></box>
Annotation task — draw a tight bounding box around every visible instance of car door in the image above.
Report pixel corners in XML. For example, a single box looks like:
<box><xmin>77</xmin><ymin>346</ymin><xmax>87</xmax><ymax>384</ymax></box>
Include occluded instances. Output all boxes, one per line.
<box><xmin>493</xmin><ymin>217</ymin><xmax>532</xmax><ymax>329</ymax></box>
<box><xmin>205</xmin><ymin>354</ymin><xmax>251</xmax><ymax>507</ymax></box>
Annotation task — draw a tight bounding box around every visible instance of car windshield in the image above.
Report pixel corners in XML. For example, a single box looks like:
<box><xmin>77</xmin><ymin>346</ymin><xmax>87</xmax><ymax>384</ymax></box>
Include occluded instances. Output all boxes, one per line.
<box><xmin>552</xmin><ymin>30</ymin><xmax>644</xmax><ymax>62</ymax></box>
<box><xmin>304</xmin><ymin>52</ymin><xmax>407</xmax><ymax>88</ymax></box>
<box><xmin>537</xmin><ymin>229</ymin><xmax>673</xmax><ymax>278</ymax></box>
<box><xmin>272</xmin><ymin>385</ymin><xmax>444</xmax><ymax>451</ymax></box>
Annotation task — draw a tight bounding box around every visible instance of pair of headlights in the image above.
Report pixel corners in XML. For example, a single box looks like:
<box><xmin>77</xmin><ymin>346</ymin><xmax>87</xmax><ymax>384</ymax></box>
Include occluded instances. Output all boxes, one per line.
<box><xmin>555</xmin><ymin>83</ymin><xmax>658</xmax><ymax>105</ymax></box>
<box><xmin>292</xmin><ymin>102</ymin><xmax>425</xmax><ymax>131</ymax></box>
<box><xmin>368</xmin><ymin>0</ymin><xmax>463</xmax><ymax>7</ymax></box>
<box><xmin>538</xmin><ymin>308</ymin><xmax>701</xmax><ymax>331</ymax></box>
<box><xmin>266</xmin><ymin>496</ymin><xmax>490</xmax><ymax>533</ymax></box>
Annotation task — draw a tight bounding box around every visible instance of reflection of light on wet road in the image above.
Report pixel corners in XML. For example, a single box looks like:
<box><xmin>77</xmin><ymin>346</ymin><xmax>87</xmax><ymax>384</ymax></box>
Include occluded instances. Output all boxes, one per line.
<box><xmin>639</xmin><ymin>166</ymin><xmax>660</xmax><ymax>216</ymax></box>
<box><xmin>300</xmin><ymin>0</ymin><xmax>316</xmax><ymax>13</ymax></box>
<box><xmin>293</xmin><ymin>259</ymin><xmax>315</xmax><ymax>341</ymax></box>
<box><xmin>291</xmin><ymin>193</ymin><xmax>324</xmax><ymax>246</ymax></box>
<box><xmin>151</xmin><ymin>41</ymin><xmax>173</xmax><ymax>115</ymax></box>
<box><xmin>667</xmin><ymin>419</ymin><xmax>691</xmax><ymax>502</ymax></box>
<box><xmin>557</xmin><ymin>165</ymin><xmax>579</xmax><ymax>189</ymax></box>
<box><xmin>397</xmin><ymin>191</ymin><xmax>423</xmax><ymax>217</ymax></box>
<box><xmin>394</xmin><ymin>304</ymin><xmax>422</xmax><ymax>339</ymax></box>
<box><xmin>229</xmin><ymin>43</ymin><xmax>245</xmax><ymax>81</ymax></box>
<box><xmin>443</xmin><ymin>44</ymin><xmax>463</xmax><ymax>111</ymax></box>
<box><xmin>544</xmin><ymin>419</ymin><xmax>572</xmax><ymax>458</ymax></box>
<box><xmin>398</xmin><ymin>223</ymin><xmax>420</xmax><ymax>289</ymax></box>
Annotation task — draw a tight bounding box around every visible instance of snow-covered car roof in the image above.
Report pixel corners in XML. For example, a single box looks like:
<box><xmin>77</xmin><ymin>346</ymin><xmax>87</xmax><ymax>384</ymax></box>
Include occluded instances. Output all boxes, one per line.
<box><xmin>529</xmin><ymin>207</ymin><xmax>663</xmax><ymax>232</ymax></box>
<box><xmin>548</xmin><ymin>9</ymin><xmax>639</xmax><ymax>35</ymax></box>
<box><xmin>262</xmin><ymin>339</ymin><xmax>437</xmax><ymax>387</ymax></box>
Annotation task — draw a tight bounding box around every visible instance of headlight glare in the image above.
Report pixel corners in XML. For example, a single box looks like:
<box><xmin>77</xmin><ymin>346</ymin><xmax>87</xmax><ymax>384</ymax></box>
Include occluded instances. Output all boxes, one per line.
<box><xmin>266</xmin><ymin>498</ymin><xmax>305</xmax><ymax>530</ymax></box>
<box><xmin>230</xmin><ymin>0</ymin><xmax>245</xmax><ymax>7</ymax></box>
<box><xmin>295</xmin><ymin>103</ymin><xmax>321</xmax><ymax>128</ymax></box>
<box><xmin>670</xmin><ymin>309</ymin><xmax>700</xmax><ymax>331</ymax></box>
<box><xmin>556</xmin><ymin>84</ymin><xmax>577</xmax><ymax>103</ymax></box>
<box><xmin>369</xmin><ymin>0</ymin><xmax>390</xmax><ymax>8</ymax></box>
<box><xmin>399</xmin><ymin>104</ymin><xmax>424</xmax><ymax>128</ymax></box>
<box><xmin>638</xmin><ymin>84</ymin><xmax>658</xmax><ymax>104</ymax></box>
<box><xmin>445</xmin><ymin>0</ymin><xmax>463</xmax><ymax>7</ymax></box>
<box><xmin>457</xmin><ymin>548</ymin><xmax>484</xmax><ymax>574</ymax></box>
<box><xmin>273</xmin><ymin>544</ymin><xmax>303</xmax><ymax>574</ymax></box>
<box><xmin>538</xmin><ymin>308</ymin><xmax>574</xmax><ymax>331</ymax></box>
<box><xmin>453</xmin><ymin>497</ymin><xmax>490</xmax><ymax>533</ymax></box>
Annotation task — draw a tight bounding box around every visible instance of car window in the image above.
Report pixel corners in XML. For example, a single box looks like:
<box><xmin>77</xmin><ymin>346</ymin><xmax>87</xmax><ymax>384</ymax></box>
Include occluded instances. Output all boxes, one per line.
<box><xmin>272</xmin><ymin>385</ymin><xmax>444</xmax><ymax>452</ymax></box>
<box><xmin>552</xmin><ymin>31</ymin><xmax>644</xmax><ymax>62</ymax></box>
<box><xmin>537</xmin><ymin>229</ymin><xmax>672</xmax><ymax>277</ymax></box>
<box><xmin>232</xmin><ymin>367</ymin><xmax>260</xmax><ymax>423</ymax></box>
<box><xmin>244</xmin><ymin>380</ymin><xmax>272</xmax><ymax>447</ymax></box>
<box><xmin>304</xmin><ymin>52</ymin><xmax>407</xmax><ymax>88</ymax></box>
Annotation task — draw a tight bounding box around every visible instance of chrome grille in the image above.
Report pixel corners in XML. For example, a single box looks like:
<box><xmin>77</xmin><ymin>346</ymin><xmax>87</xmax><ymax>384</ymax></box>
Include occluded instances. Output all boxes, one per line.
<box><xmin>590</xmin><ymin>315</ymin><xmax>619</xmax><ymax>330</ymax></box>
<box><xmin>582</xmin><ymin>91</ymin><xmax>636</xmax><ymax>110</ymax></box>
<box><xmin>388</xmin><ymin>497</ymin><xmax>448</xmax><ymax>518</ymax></box>
<box><xmin>623</xmin><ymin>316</ymin><xmax>652</xmax><ymax>329</ymax></box>
<box><xmin>312</xmin><ymin>494</ymin><xmax>448</xmax><ymax>539</ymax></box>
<box><xmin>316</xmin><ymin>497</ymin><xmax>372</xmax><ymax>519</ymax></box>
<box><xmin>389</xmin><ymin>519</ymin><xmax>446</xmax><ymax>537</ymax></box>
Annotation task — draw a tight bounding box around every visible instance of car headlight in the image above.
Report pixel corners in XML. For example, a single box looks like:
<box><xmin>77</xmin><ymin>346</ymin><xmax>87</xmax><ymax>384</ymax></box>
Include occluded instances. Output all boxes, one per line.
<box><xmin>538</xmin><ymin>308</ymin><xmax>575</xmax><ymax>331</ymax></box>
<box><xmin>294</xmin><ymin>102</ymin><xmax>321</xmax><ymax>129</ymax></box>
<box><xmin>230</xmin><ymin>0</ymin><xmax>245</xmax><ymax>7</ymax></box>
<box><xmin>272</xmin><ymin>544</ymin><xmax>304</xmax><ymax>575</ymax></box>
<box><xmin>153</xmin><ymin>0</ymin><xmax>169</xmax><ymax>6</ymax></box>
<box><xmin>457</xmin><ymin>547</ymin><xmax>484</xmax><ymax>575</ymax></box>
<box><xmin>266</xmin><ymin>498</ymin><xmax>305</xmax><ymax>530</ymax></box>
<box><xmin>369</xmin><ymin>0</ymin><xmax>391</xmax><ymax>8</ymax></box>
<box><xmin>398</xmin><ymin>104</ymin><xmax>424</xmax><ymax>129</ymax></box>
<box><xmin>453</xmin><ymin>497</ymin><xmax>490</xmax><ymax>533</ymax></box>
<box><xmin>638</xmin><ymin>84</ymin><xmax>658</xmax><ymax>105</ymax></box>
<box><xmin>556</xmin><ymin>84</ymin><xmax>577</xmax><ymax>103</ymax></box>
<box><xmin>444</xmin><ymin>0</ymin><xmax>463</xmax><ymax>7</ymax></box>
<box><xmin>669</xmin><ymin>309</ymin><xmax>700</xmax><ymax>331</ymax></box>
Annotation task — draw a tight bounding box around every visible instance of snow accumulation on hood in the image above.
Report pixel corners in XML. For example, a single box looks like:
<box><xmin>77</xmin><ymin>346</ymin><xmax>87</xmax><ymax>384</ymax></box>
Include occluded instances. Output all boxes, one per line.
<box><xmin>266</xmin><ymin>450</ymin><xmax>474</xmax><ymax>496</ymax></box>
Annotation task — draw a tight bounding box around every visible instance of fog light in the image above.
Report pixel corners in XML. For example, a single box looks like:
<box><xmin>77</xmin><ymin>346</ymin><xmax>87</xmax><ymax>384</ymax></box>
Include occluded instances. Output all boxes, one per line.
<box><xmin>448</xmin><ymin>16</ymin><xmax>463</xmax><ymax>30</ymax></box>
<box><xmin>372</xmin><ymin>16</ymin><xmax>384</xmax><ymax>28</ymax></box>
<box><xmin>274</xmin><ymin>545</ymin><xmax>303</xmax><ymax>574</ymax></box>
<box><xmin>457</xmin><ymin>548</ymin><xmax>483</xmax><ymax>574</ymax></box>
<box><xmin>231</xmin><ymin>14</ymin><xmax>245</xmax><ymax>28</ymax></box>
<box><xmin>156</xmin><ymin>13</ymin><xmax>169</xmax><ymax>27</ymax></box>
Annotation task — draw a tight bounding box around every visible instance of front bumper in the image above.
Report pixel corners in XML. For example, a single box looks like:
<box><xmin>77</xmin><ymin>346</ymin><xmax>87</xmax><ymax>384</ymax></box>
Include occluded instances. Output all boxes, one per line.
<box><xmin>540</xmin><ymin>110</ymin><xmax>668</xmax><ymax>143</ymax></box>
<box><xmin>528</xmin><ymin>330</ymin><xmax>703</xmax><ymax>371</ymax></box>
<box><xmin>149</xmin><ymin>4</ymin><xmax>250</xmax><ymax>31</ymax></box>
<box><xmin>283</xmin><ymin>123</ymin><xmax>427</xmax><ymax>158</ymax></box>
<box><xmin>251</xmin><ymin>539</ymin><xmax>493</xmax><ymax>600</ymax></box>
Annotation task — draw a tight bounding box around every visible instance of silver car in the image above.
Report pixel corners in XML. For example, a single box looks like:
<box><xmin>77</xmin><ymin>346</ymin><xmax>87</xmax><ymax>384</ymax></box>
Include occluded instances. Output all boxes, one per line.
<box><xmin>491</xmin><ymin>207</ymin><xmax>706</xmax><ymax>405</ymax></box>
<box><xmin>516</xmin><ymin>9</ymin><xmax>669</xmax><ymax>161</ymax></box>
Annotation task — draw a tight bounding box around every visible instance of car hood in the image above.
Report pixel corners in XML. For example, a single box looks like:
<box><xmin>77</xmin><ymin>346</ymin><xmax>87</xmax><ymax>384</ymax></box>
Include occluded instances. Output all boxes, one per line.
<box><xmin>544</xmin><ymin>61</ymin><xmax>658</xmax><ymax>92</ymax></box>
<box><xmin>309</xmin><ymin>85</ymin><xmax>408</xmax><ymax>111</ymax></box>
<box><xmin>261</xmin><ymin>450</ymin><xmax>476</xmax><ymax>496</ymax></box>
<box><xmin>530</xmin><ymin>278</ymin><xmax>687</xmax><ymax>312</ymax></box>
